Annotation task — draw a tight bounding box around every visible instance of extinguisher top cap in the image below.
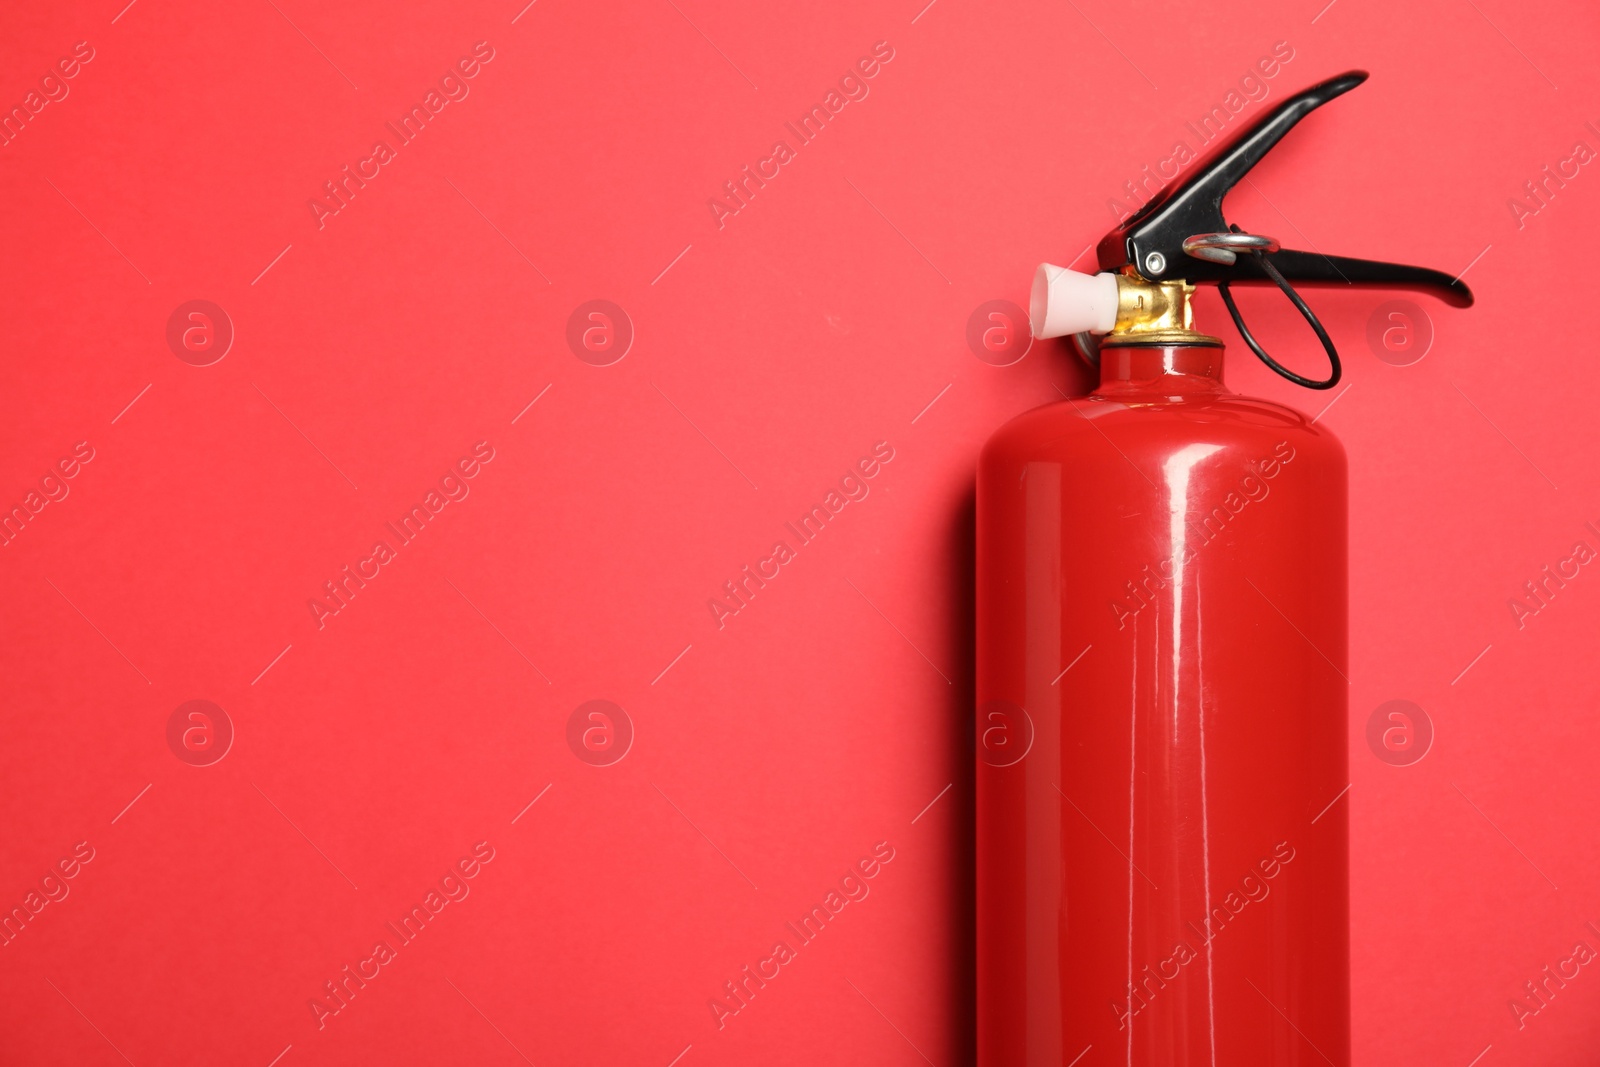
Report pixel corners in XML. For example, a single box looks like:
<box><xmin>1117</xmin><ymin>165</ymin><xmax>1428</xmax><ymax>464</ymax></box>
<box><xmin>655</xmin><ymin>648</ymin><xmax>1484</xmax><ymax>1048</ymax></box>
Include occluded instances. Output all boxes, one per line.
<box><xmin>1030</xmin><ymin>265</ymin><xmax>1118</xmax><ymax>340</ymax></box>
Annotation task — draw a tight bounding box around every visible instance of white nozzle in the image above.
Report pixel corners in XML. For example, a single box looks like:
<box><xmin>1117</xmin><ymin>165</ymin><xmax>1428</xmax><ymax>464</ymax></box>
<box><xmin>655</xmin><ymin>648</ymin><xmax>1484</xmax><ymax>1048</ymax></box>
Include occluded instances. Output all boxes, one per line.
<box><xmin>1029</xmin><ymin>264</ymin><xmax>1119</xmax><ymax>339</ymax></box>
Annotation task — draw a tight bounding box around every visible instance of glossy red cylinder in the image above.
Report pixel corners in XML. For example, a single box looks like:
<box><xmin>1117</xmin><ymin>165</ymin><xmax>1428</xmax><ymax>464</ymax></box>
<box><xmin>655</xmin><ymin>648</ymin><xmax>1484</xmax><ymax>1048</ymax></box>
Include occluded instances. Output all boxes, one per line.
<box><xmin>975</xmin><ymin>343</ymin><xmax>1349</xmax><ymax>1066</ymax></box>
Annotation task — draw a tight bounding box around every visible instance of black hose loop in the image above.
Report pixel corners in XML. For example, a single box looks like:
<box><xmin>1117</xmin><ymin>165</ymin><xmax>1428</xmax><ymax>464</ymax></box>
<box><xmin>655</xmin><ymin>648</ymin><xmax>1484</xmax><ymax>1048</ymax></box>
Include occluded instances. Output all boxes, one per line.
<box><xmin>1216</xmin><ymin>225</ymin><xmax>1342</xmax><ymax>390</ymax></box>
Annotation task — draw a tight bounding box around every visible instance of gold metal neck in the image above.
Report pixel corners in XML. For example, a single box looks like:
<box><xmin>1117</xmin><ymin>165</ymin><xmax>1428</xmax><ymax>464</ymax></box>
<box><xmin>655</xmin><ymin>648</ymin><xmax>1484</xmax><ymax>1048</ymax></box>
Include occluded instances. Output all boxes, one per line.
<box><xmin>1103</xmin><ymin>271</ymin><xmax>1221</xmax><ymax>347</ymax></box>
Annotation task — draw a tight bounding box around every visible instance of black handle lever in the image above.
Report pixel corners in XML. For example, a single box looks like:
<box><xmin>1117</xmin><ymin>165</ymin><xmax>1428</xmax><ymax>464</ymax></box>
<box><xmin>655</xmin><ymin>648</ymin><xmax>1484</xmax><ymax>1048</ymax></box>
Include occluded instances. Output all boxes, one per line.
<box><xmin>1094</xmin><ymin>70</ymin><xmax>1473</xmax><ymax>309</ymax></box>
<box><xmin>1225</xmin><ymin>250</ymin><xmax>1473</xmax><ymax>307</ymax></box>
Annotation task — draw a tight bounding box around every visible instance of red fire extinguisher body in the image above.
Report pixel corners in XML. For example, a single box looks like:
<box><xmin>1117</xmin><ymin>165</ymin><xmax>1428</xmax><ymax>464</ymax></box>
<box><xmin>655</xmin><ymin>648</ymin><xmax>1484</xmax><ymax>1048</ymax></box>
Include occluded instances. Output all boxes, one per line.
<box><xmin>976</xmin><ymin>344</ymin><xmax>1350</xmax><ymax>1066</ymax></box>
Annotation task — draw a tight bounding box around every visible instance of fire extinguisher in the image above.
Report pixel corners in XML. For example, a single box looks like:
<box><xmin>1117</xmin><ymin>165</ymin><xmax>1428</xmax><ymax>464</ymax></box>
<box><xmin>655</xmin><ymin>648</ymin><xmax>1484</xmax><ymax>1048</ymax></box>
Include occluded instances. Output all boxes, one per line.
<box><xmin>975</xmin><ymin>71</ymin><xmax>1471</xmax><ymax>1066</ymax></box>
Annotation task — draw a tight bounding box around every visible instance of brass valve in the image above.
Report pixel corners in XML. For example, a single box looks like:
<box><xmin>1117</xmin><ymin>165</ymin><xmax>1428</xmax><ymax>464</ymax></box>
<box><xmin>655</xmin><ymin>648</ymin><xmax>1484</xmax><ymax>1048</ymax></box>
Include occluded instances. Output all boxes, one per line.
<box><xmin>1105</xmin><ymin>272</ymin><xmax>1221</xmax><ymax>347</ymax></box>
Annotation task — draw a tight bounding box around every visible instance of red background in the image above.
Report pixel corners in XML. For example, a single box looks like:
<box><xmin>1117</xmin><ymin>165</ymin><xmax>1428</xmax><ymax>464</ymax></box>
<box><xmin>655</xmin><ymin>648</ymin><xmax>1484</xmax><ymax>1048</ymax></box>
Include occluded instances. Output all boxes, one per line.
<box><xmin>1</xmin><ymin>0</ymin><xmax>1597</xmax><ymax>1064</ymax></box>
